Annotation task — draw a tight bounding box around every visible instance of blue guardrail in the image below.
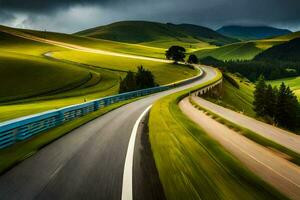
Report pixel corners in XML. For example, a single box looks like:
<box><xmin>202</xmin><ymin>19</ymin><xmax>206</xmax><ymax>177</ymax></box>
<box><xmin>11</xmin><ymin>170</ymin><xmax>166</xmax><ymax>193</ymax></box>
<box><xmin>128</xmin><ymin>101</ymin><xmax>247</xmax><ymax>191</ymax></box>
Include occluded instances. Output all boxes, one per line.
<box><xmin>0</xmin><ymin>72</ymin><xmax>202</xmax><ymax>149</ymax></box>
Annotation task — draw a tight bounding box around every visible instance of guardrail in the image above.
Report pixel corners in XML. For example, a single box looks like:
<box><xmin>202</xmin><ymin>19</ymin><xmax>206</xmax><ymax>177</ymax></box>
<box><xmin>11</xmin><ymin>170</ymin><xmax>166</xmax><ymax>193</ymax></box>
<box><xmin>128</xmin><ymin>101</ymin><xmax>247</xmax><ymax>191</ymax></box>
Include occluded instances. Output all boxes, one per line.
<box><xmin>0</xmin><ymin>66</ymin><xmax>204</xmax><ymax>149</ymax></box>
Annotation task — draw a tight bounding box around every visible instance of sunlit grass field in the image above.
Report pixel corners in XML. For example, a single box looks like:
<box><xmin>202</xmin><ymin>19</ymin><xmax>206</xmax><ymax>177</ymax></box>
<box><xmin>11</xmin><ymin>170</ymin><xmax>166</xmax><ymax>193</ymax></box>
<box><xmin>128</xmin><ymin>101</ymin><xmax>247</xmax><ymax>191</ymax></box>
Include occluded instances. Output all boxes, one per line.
<box><xmin>206</xmin><ymin>74</ymin><xmax>255</xmax><ymax>117</ymax></box>
<box><xmin>51</xmin><ymin>50</ymin><xmax>197</xmax><ymax>85</ymax></box>
<box><xmin>18</xmin><ymin>28</ymin><xmax>167</xmax><ymax>59</ymax></box>
<box><xmin>195</xmin><ymin>32</ymin><xmax>300</xmax><ymax>61</ymax></box>
<box><xmin>268</xmin><ymin>76</ymin><xmax>300</xmax><ymax>100</ymax></box>
<box><xmin>0</xmin><ymin>26</ymin><xmax>198</xmax><ymax>122</ymax></box>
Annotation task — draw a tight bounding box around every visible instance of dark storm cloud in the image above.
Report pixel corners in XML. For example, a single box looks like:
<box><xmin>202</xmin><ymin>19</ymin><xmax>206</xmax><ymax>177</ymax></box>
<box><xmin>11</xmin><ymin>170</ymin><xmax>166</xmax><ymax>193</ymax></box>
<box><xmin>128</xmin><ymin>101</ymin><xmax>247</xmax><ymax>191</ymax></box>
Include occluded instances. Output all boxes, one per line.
<box><xmin>0</xmin><ymin>0</ymin><xmax>110</xmax><ymax>12</ymax></box>
<box><xmin>0</xmin><ymin>10</ymin><xmax>15</xmax><ymax>23</ymax></box>
<box><xmin>0</xmin><ymin>0</ymin><xmax>300</xmax><ymax>32</ymax></box>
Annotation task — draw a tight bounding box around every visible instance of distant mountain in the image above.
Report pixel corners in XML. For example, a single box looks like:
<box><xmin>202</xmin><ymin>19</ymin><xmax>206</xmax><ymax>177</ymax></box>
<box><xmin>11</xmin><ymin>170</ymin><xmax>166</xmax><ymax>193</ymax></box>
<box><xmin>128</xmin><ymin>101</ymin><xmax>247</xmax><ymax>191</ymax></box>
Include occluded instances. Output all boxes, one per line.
<box><xmin>217</xmin><ymin>25</ymin><xmax>292</xmax><ymax>40</ymax></box>
<box><xmin>254</xmin><ymin>37</ymin><xmax>300</xmax><ymax>62</ymax></box>
<box><xmin>76</xmin><ymin>21</ymin><xmax>238</xmax><ymax>46</ymax></box>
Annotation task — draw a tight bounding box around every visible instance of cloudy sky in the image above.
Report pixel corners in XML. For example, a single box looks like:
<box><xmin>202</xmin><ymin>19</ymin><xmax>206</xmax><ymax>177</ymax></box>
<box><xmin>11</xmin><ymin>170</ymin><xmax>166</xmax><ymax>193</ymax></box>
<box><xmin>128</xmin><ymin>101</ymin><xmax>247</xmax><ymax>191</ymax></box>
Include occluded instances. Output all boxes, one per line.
<box><xmin>0</xmin><ymin>0</ymin><xmax>300</xmax><ymax>33</ymax></box>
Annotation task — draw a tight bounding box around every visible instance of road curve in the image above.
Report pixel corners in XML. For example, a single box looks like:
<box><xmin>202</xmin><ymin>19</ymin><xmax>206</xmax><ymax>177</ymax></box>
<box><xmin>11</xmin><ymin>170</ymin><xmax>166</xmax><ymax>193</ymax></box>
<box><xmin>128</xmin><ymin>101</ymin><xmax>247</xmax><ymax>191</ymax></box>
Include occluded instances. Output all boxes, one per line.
<box><xmin>191</xmin><ymin>96</ymin><xmax>300</xmax><ymax>154</ymax></box>
<box><xmin>0</xmin><ymin>66</ymin><xmax>217</xmax><ymax>200</ymax></box>
<box><xmin>0</xmin><ymin>28</ymin><xmax>170</xmax><ymax>63</ymax></box>
<box><xmin>179</xmin><ymin>97</ymin><xmax>300</xmax><ymax>200</ymax></box>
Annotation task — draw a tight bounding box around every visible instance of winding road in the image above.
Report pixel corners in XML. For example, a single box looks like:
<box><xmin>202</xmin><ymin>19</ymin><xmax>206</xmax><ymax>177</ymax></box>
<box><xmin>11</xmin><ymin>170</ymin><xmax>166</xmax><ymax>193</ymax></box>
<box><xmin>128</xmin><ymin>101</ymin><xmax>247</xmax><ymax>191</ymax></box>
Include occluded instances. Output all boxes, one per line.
<box><xmin>0</xmin><ymin>66</ymin><xmax>217</xmax><ymax>200</ymax></box>
<box><xmin>191</xmin><ymin>96</ymin><xmax>300</xmax><ymax>154</ymax></box>
<box><xmin>2</xmin><ymin>27</ymin><xmax>299</xmax><ymax>199</ymax></box>
<box><xmin>0</xmin><ymin>28</ymin><xmax>170</xmax><ymax>63</ymax></box>
<box><xmin>180</xmin><ymin>97</ymin><xmax>300</xmax><ymax>200</ymax></box>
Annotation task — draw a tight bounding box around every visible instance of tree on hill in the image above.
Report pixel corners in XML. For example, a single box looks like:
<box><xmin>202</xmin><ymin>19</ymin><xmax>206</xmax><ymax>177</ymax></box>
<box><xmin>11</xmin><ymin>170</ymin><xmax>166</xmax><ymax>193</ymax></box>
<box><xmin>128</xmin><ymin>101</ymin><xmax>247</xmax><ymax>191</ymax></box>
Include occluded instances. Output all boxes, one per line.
<box><xmin>135</xmin><ymin>66</ymin><xmax>156</xmax><ymax>89</ymax></box>
<box><xmin>187</xmin><ymin>54</ymin><xmax>199</xmax><ymax>64</ymax></box>
<box><xmin>276</xmin><ymin>83</ymin><xmax>299</xmax><ymax>129</ymax></box>
<box><xmin>119</xmin><ymin>71</ymin><xmax>137</xmax><ymax>93</ymax></box>
<box><xmin>119</xmin><ymin>66</ymin><xmax>156</xmax><ymax>93</ymax></box>
<box><xmin>166</xmin><ymin>46</ymin><xmax>186</xmax><ymax>64</ymax></box>
<box><xmin>265</xmin><ymin>84</ymin><xmax>277</xmax><ymax>119</ymax></box>
<box><xmin>253</xmin><ymin>80</ymin><xmax>300</xmax><ymax>130</ymax></box>
<box><xmin>253</xmin><ymin>75</ymin><xmax>267</xmax><ymax>116</ymax></box>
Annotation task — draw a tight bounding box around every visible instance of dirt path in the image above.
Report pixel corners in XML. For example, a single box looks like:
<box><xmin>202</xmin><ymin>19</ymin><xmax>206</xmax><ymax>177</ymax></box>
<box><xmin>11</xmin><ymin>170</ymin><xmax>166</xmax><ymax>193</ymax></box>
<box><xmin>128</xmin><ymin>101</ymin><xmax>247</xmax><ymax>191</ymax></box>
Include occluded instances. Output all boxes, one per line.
<box><xmin>0</xmin><ymin>28</ymin><xmax>170</xmax><ymax>63</ymax></box>
<box><xmin>179</xmin><ymin>97</ymin><xmax>300</xmax><ymax>200</ymax></box>
<box><xmin>191</xmin><ymin>96</ymin><xmax>300</xmax><ymax>154</ymax></box>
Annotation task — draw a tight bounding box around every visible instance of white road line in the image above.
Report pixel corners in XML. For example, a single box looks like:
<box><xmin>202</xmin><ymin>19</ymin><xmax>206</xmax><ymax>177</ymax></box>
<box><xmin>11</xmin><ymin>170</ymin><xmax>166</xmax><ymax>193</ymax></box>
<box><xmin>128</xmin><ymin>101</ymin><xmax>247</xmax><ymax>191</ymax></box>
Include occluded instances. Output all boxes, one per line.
<box><xmin>122</xmin><ymin>105</ymin><xmax>152</xmax><ymax>200</ymax></box>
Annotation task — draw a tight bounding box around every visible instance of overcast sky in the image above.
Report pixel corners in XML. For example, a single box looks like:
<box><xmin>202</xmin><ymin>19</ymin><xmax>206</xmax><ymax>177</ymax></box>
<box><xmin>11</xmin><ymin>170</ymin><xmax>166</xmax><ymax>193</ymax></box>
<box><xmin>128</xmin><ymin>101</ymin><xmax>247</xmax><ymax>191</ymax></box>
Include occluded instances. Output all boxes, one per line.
<box><xmin>0</xmin><ymin>0</ymin><xmax>300</xmax><ymax>33</ymax></box>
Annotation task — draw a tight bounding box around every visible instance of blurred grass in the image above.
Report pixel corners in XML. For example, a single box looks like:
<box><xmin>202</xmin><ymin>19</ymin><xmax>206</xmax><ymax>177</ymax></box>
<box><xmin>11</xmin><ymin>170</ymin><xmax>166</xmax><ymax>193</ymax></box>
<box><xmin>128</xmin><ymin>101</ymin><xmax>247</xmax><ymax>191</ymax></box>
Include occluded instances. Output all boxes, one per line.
<box><xmin>149</xmin><ymin>70</ymin><xmax>286</xmax><ymax>199</ymax></box>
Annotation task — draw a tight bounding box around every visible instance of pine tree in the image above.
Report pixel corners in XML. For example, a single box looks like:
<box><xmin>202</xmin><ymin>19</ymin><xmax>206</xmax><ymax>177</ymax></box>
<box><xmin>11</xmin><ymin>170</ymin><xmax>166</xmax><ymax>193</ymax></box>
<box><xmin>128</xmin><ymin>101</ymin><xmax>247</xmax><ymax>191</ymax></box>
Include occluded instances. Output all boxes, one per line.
<box><xmin>275</xmin><ymin>82</ymin><xmax>287</xmax><ymax>126</ymax></box>
<box><xmin>265</xmin><ymin>84</ymin><xmax>277</xmax><ymax>119</ymax></box>
<box><xmin>253</xmin><ymin>75</ymin><xmax>267</xmax><ymax>116</ymax></box>
<box><xmin>283</xmin><ymin>86</ymin><xmax>299</xmax><ymax>129</ymax></box>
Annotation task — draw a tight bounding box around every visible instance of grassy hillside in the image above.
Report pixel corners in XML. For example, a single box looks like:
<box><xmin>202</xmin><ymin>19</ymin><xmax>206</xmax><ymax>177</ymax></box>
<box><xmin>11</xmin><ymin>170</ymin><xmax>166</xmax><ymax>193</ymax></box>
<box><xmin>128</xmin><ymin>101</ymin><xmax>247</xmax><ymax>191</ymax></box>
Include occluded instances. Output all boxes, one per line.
<box><xmin>0</xmin><ymin>25</ymin><xmax>198</xmax><ymax>121</ymax></box>
<box><xmin>17</xmin><ymin>28</ymin><xmax>167</xmax><ymax>59</ymax></box>
<box><xmin>51</xmin><ymin>50</ymin><xmax>197</xmax><ymax>85</ymax></box>
<box><xmin>75</xmin><ymin>21</ymin><xmax>236</xmax><ymax>49</ymax></box>
<box><xmin>0</xmin><ymin>51</ymin><xmax>90</xmax><ymax>102</ymax></box>
<box><xmin>195</xmin><ymin>31</ymin><xmax>300</xmax><ymax>61</ymax></box>
<box><xmin>206</xmin><ymin>73</ymin><xmax>255</xmax><ymax>117</ymax></box>
<box><xmin>195</xmin><ymin>42</ymin><xmax>262</xmax><ymax>60</ymax></box>
<box><xmin>255</xmin><ymin>37</ymin><xmax>300</xmax><ymax>61</ymax></box>
<box><xmin>217</xmin><ymin>25</ymin><xmax>291</xmax><ymax>40</ymax></box>
<box><xmin>268</xmin><ymin>76</ymin><xmax>300</xmax><ymax>100</ymax></box>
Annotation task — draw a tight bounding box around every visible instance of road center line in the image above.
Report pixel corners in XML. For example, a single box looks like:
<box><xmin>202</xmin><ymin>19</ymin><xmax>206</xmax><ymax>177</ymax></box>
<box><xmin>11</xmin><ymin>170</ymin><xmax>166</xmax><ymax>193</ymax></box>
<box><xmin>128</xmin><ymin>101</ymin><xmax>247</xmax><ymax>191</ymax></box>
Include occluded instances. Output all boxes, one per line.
<box><xmin>122</xmin><ymin>105</ymin><xmax>152</xmax><ymax>200</ymax></box>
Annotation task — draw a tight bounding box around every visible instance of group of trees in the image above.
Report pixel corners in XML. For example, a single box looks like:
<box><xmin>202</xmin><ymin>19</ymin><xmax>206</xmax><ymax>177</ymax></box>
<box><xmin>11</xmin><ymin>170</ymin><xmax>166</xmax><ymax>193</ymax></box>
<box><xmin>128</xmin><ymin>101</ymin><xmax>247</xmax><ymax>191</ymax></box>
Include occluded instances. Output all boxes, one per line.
<box><xmin>200</xmin><ymin>56</ymin><xmax>300</xmax><ymax>81</ymax></box>
<box><xmin>119</xmin><ymin>66</ymin><xmax>156</xmax><ymax>93</ymax></box>
<box><xmin>165</xmin><ymin>46</ymin><xmax>198</xmax><ymax>64</ymax></box>
<box><xmin>253</xmin><ymin>76</ymin><xmax>300</xmax><ymax>130</ymax></box>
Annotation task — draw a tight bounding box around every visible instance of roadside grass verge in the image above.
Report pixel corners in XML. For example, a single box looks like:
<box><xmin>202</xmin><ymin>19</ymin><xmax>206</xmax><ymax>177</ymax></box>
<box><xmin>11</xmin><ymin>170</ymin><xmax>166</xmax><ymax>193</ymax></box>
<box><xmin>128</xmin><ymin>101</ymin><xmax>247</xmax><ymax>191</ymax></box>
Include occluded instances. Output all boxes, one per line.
<box><xmin>205</xmin><ymin>73</ymin><xmax>255</xmax><ymax>117</ymax></box>
<box><xmin>149</xmin><ymin>70</ymin><xmax>287</xmax><ymax>199</ymax></box>
<box><xmin>189</xmin><ymin>97</ymin><xmax>300</xmax><ymax>167</ymax></box>
<box><xmin>0</xmin><ymin>98</ymin><xmax>140</xmax><ymax>175</ymax></box>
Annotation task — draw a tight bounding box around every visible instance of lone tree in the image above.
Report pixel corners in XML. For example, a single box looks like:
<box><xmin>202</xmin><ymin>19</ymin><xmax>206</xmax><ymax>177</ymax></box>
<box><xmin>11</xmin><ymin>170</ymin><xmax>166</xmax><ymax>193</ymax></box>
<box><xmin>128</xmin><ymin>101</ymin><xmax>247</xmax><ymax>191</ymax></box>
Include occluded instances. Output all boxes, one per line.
<box><xmin>187</xmin><ymin>54</ymin><xmax>199</xmax><ymax>64</ymax></box>
<box><xmin>166</xmin><ymin>46</ymin><xmax>186</xmax><ymax>64</ymax></box>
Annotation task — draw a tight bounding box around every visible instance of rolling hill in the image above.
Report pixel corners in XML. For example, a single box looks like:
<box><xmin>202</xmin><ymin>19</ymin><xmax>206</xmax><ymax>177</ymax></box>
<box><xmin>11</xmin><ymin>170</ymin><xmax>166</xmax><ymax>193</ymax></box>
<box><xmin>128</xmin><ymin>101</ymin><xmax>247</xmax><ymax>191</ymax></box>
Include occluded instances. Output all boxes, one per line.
<box><xmin>217</xmin><ymin>25</ymin><xmax>291</xmax><ymax>40</ymax></box>
<box><xmin>0</xmin><ymin>30</ymin><xmax>91</xmax><ymax>102</ymax></box>
<box><xmin>75</xmin><ymin>21</ymin><xmax>238</xmax><ymax>49</ymax></box>
<box><xmin>255</xmin><ymin>37</ymin><xmax>300</xmax><ymax>61</ymax></box>
<box><xmin>0</xmin><ymin>24</ymin><xmax>198</xmax><ymax>121</ymax></box>
<box><xmin>195</xmin><ymin>31</ymin><xmax>300</xmax><ymax>61</ymax></box>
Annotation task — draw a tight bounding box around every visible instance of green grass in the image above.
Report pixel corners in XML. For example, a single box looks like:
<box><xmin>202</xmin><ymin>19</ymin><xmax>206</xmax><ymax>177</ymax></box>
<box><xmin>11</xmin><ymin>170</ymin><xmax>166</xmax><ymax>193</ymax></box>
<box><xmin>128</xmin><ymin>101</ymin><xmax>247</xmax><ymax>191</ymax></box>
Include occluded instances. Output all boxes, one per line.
<box><xmin>268</xmin><ymin>76</ymin><xmax>300</xmax><ymax>100</ymax></box>
<box><xmin>195</xmin><ymin>42</ymin><xmax>263</xmax><ymax>60</ymax></box>
<box><xmin>207</xmin><ymin>74</ymin><xmax>255</xmax><ymax>117</ymax></box>
<box><xmin>0</xmin><ymin>51</ymin><xmax>91</xmax><ymax>102</ymax></box>
<box><xmin>195</xmin><ymin>34</ymin><xmax>297</xmax><ymax>61</ymax></box>
<box><xmin>0</xmin><ymin>97</ymin><xmax>140</xmax><ymax>175</ymax></box>
<box><xmin>189</xmin><ymin>97</ymin><xmax>300</xmax><ymax>167</ymax></box>
<box><xmin>149</xmin><ymin>70</ymin><xmax>287</xmax><ymax>199</ymax></box>
<box><xmin>75</xmin><ymin>21</ymin><xmax>230</xmax><ymax>50</ymax></box>
<box><xmin>51</xmin><ymin>50</ymin><xmax>198</xmax><ymax>85</ymax></box>
<box><xmin>18</xmin><ymin>28</ymin><xmax>167</xmax><ymax>59</ymax></box>
<box><xmin>0</xmin><ymin>25</ymin><xmax>198</xmax><ymax>122</ymax></box>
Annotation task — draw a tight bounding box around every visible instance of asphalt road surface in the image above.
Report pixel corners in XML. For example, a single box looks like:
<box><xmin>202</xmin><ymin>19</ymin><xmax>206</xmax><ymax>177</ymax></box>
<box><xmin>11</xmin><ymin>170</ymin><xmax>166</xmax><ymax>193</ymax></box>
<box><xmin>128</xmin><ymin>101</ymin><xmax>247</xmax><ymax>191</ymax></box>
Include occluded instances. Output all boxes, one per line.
<box><xmin>0</xmin><ymin>66</ymin><xmax>217</xmax><ymax>200</ymax></box>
